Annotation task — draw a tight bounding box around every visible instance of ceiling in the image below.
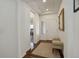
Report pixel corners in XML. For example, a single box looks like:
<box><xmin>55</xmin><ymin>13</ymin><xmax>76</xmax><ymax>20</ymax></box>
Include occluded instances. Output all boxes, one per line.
<box><xmin>24</xmin><ymin>0</ymin><xmax>62</xmax><ymax>15</ymax></box>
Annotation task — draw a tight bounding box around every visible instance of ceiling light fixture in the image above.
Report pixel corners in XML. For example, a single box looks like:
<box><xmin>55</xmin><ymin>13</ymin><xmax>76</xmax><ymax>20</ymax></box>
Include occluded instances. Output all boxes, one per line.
<box><xmin>43</xmin><ymin>0</ymin><xmax>46</xmax><ymax>3</ymax></box>
<box><xmin>46</xmin><ymin>9</ymin><xmax>48</xmax><ymax>11</ymax></box>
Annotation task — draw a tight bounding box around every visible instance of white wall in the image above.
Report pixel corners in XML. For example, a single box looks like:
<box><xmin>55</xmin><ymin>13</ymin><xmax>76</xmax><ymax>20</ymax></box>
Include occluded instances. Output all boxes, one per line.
<box><xmin>64</xmin><ymin>0</ymin><xmax>76</xmax><ymax>57</ymax></box>
<box><xmin>58</xmin><ymin>0</ymin><xmax>65</xmax><ymax>42</ymax></box>
<box><xmin>0</xmin><ymin>0</ymin><xmax>18</xmax><ymax>57</ymax></box>
<box><xmin>58</xmin><ymin>0</ymin><xmax>75</xmax><ymax>57</ymax></box>
<box><xmin>33</xmin><ymin>13</ymin><xmax>40</xmax><ymax>43</ymax></box>
<box><xmin>74</xmin><ymin>10</ymin><xmax>79</xmax><ymax>58</ymax></box>
<box><xmin>0</xmin><ymin>0</ymin><xmax>46</xmax><ymax>58</ymax></box>
<box><xmin>65</xmin><ymin>0</ymin><xmax>79</xmax><ymax>58</ymax></box>
<box><xmin>17</xmin><ymin>0</ymin><xmax>40</xmax><ymax>57</ymax></box>
<box><xmin>17</xmin><ymin>1</ymin><xmax>31</xmax><ymax>57</ymax></box>
<box><xmin>40</xmin><ymin>14</ymin><xmax>59</xmax><ymax>40</ymax></box>
<box><xmin>58</xmin><ymin>0</ymin><xmax>79</xmax><ymax>57</ymax></box>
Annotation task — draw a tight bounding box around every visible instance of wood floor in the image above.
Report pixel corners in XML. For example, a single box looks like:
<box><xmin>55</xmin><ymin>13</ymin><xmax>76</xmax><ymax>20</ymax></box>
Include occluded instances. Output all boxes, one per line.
<box><xmin>23</xmin><ymin>40</ymin><xmax>64</xmax><ymax>58</ymax></box>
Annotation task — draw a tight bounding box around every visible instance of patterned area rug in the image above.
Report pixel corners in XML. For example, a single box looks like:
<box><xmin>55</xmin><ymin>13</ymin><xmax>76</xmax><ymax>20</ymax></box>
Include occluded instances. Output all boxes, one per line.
<box><xmin>32</xmin><ymin>42</ymin><xmax>60</xmax><ymax>58</ymax></box>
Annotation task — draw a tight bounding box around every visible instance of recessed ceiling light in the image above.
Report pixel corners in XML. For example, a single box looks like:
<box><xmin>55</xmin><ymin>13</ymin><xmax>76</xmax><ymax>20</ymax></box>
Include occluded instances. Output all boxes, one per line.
<box><xmin>43</xmin><ymin>0</ymin><xmax>46</xmax><ymax>3</ymax></box>
<box><xmin>46</xmin><ymin>9</ymin><xmax>48</xmax><ymax>11</ymax></box>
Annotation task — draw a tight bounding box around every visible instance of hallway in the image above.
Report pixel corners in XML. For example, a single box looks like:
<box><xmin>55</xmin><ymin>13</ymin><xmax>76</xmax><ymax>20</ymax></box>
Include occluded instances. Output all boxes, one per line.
<box><xmin>23</xmin><ymin>0</ymin><xmax>63</xmax><ymax>58</ymax></box>
<box><xmin>0</xmin><ymin>0</ymin><xmax>79</xmax><ymax>58</ymax></box>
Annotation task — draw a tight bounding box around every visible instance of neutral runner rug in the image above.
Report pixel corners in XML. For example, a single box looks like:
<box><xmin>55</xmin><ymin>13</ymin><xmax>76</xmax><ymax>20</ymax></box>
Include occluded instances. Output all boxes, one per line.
<box><xmin>32</xmin><ymin>42</ymin><xmax>60</xmax><ymax>58</ymax></box>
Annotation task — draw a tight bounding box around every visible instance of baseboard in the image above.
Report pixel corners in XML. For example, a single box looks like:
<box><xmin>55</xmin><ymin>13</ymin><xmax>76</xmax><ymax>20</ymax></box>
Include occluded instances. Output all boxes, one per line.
<box><xmin>31</xmin><ymin>40</ymin><xmax>41</xmax><ymax>52</ymax></box>
<box><xmin>22</xmin><ymin>52</ymin><xmax>27</xmax><ymax>58</ymax></box>
<box><xmin>23</xmin><ymin>49</ymin><xmax>31</xmax><ymax>58</ymax></box>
